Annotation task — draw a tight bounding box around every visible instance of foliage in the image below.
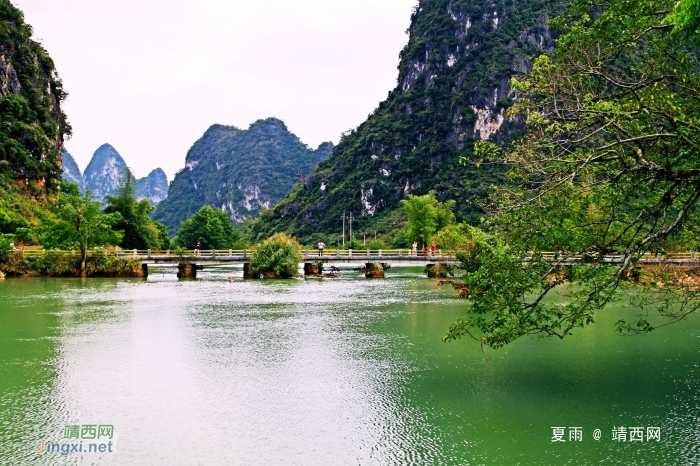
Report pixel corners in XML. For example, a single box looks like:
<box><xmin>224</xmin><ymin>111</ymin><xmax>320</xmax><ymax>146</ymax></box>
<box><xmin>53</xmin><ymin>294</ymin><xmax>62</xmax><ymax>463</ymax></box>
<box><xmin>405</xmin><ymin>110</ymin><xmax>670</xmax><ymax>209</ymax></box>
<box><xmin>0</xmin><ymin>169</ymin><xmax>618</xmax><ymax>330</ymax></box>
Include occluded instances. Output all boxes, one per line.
<box><xmin>0</xmin><ymin>0</ymin><xmax>71</xmax><ymax>189</ymax></box>
<box><xmin>392</xmin><ymin>230</ymin><xmax>412</xmax><ymax>248</ymax></box>
<box><xmin>669</xmin><ymin>0</ymin><xmax>700</xmax><ymax>40</ymax></box>
<box><xmin>104</xmin><ymin>168</ymin><xmax>169</xmax><ymax>250</ymax></box>
<box><xmin>449</xmin><ymin>0</ymin><xmax>700</xmax><ymax>349</ymax></box>
<box><xmin>347</xmin><ymin>237</ymin><xmax>364</xmax><ymax>250</ymax></box>
<box><xmin>153</xmin><ymin>119</ymin><xmax>333</xmax><ymax>235</ymax></box>
<box><xmin>0</xmin><ymin>170</ymin><xmax>53</xmax><ymax>236</ymax></box>
<box><xmin>400</xmin><ymin>191</ymin><xmax>455</xmax><ymax>245</ymax></box>
<box><xmin>366</xmin><ymin>240</ymin><xmax>388</xmax><ymax>250</ymax></box>
<box><xmin>173</xmin><ymin>206</ymin><xmax>243</xmax><ymax>250</ymax></box>
<box><xmin>0</xmin><ymin>232</ymin><xmax>12</xmax><ymax>261</ymax></box>
<box><xmin>154</xmin><ymin>222</ymin><xmax>171</xmax><ymax>250</ymax></box>
<box><xmin>40</xmin><ymin>183</ymin><xmax>123</xmax><ymax>273</ymax></box>
<box><xmin>249</xmin><ymin>233</ymin><xmax>303</xmax><ymax>278</ymax></box>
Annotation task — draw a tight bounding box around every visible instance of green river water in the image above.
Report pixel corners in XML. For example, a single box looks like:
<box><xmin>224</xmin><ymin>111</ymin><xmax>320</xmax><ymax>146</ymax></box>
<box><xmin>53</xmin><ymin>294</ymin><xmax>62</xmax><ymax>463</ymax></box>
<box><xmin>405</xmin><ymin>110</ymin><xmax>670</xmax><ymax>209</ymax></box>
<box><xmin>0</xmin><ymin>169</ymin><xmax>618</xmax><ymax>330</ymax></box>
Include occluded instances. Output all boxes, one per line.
<box><xmin>0</xmin><ymin>265</ymin><xmax>698</xmax><ymax>465</ymax></box>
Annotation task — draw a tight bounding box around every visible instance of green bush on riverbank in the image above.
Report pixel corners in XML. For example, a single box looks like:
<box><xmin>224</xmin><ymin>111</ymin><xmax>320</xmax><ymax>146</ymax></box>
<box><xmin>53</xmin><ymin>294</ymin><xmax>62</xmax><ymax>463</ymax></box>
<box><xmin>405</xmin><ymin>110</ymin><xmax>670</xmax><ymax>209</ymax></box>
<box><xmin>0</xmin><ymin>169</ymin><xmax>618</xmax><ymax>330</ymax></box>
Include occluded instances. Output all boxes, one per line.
<box><xmin>0</xmin><ymin>251</ymin><xmax>144</xmax><ymax>277</ymax></box>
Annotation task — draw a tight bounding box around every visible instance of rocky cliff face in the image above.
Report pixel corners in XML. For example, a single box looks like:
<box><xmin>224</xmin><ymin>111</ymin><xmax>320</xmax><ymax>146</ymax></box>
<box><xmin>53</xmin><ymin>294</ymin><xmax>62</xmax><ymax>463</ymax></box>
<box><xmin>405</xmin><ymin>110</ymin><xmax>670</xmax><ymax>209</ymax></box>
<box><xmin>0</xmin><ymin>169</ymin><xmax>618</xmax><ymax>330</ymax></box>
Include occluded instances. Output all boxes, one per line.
<box><xmin>83</xmin><ymin>143</ymin><xmax>127</xmax><ymax>201</ymax></box>
<box><xmin>250</xmin><ymin>0</ymin><xmax>565</xmax><ymax>243</ymax></box>
<box><xmin>60</xmin><ymin>148</ymin><xmax>84</xmax><ymax>192</ymax></box>
<box><xmin>0</xmin><ymin>0</ymin><xmax>71</xmax><ymax>189</ymax></box>
<box><xmin>153</xmin><ymin>118</ymin><xmax>333</xmax><ymax>235</ymax></box>
<box><xmin>136</xmin><ymin>168</ymin><xmax>168</xmax><ymax>205</ymax></box>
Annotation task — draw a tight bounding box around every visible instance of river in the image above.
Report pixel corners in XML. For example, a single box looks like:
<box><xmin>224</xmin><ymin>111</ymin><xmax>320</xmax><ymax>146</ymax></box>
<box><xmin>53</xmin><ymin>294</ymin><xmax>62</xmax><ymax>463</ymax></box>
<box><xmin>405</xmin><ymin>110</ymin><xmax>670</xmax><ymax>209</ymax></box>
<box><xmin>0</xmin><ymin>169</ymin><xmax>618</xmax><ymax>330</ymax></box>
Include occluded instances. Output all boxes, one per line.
<box><xmin>0</xmin><ymin>265</ymin><xmax>698</xmax><ymax>465</ymax></box>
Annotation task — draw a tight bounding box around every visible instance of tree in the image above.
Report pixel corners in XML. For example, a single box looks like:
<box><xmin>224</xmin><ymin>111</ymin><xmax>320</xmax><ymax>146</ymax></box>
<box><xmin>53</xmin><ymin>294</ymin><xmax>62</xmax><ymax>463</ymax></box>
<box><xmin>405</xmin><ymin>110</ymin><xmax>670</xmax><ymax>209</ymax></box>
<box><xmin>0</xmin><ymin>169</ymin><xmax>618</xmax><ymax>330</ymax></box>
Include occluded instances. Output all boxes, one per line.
<box><xmin>445</xmin><ymin>0</ymin><xmax>700</xmax><ymax>349</ymax></box>
<box><xmin>42</xmin><ymin>183</ymin><xmax>122</xmax><ymax>274</ymax></box>
<box><xmin>400</xmin><ymin>191</ymin><xmax>455</xmax><ymax>246</ymax></box>
<box><xmin>104</xmin><ymin>168</ymin><xmax>169</xmax><ymax>250</ymax></box>
<box><xmin>154</xmin><ymin>222</ymin><xmax>171</xmax><ymax>250</ymax></box>
<box><xmin>432</xmin><ymin>223</ymin><xmax>473</xmax><ymax>251</ymax></box>
<box><xmin>174</xmin><ymin>206</ymin><xmax>242</xmax><ymax>250</ymax></box>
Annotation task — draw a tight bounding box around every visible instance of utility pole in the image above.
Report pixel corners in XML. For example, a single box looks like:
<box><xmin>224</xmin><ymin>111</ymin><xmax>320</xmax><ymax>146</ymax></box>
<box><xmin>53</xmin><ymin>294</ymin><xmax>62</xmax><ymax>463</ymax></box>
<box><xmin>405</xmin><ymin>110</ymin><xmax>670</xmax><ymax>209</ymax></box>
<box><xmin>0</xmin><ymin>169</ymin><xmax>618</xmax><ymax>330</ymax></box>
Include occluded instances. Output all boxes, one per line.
<box><xmin>342</xmin><ymin>211</ymin><xmax>345</xmax><ymax>246</ymax></box>
<box><xmin>363</xmin><ymin>233</ymin><xmax>366</xmax><ymax>246</ymax></box>
<box><xmin>375</xmin><ymin>230</ymin><xmax>377</xmax><ymax>242</ymax></box>
<box><xmin>349</xmin><ymin>212</ymin><xmax>354</xmax><ymax>242</ymax></box>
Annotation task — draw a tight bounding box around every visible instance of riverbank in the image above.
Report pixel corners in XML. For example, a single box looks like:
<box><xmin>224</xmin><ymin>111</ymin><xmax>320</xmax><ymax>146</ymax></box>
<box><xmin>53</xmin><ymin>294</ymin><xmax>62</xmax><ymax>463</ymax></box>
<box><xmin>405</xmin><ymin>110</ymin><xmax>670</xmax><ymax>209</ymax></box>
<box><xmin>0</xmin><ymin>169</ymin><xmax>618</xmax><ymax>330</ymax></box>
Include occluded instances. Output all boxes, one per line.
<box><xmin>0</xmin><ymin>252</ymin><xmax>144</xmax><ymax>277</ymax></box>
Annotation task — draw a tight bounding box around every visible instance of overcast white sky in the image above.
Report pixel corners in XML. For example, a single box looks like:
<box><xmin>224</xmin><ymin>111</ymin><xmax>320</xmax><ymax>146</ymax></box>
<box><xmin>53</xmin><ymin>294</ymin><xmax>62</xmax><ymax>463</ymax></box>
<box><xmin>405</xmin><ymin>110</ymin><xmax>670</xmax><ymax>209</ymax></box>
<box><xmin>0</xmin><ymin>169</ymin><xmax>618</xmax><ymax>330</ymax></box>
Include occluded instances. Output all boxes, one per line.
<box><xmin>16</xmin><ymin>0</ymin><xmax>416</xmax><ymax>180</ymax></box>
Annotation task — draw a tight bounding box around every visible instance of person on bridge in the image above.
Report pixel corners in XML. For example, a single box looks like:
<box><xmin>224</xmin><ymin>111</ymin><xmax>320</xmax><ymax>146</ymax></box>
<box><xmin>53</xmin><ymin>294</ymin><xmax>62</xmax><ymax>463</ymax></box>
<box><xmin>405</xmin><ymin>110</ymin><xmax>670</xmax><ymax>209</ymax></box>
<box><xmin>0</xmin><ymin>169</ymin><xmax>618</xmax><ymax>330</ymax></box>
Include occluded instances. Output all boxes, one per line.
<box><xmin>422</xmin><ymin>244</ymin><xmax>428</xmax><ymax>256</ymax></box>
<box><xmin>430</xmin><ymin>241</ymin><xmax>436</xmax><ymax>256</ymax></box>
<box><xmin>412</xmin><ymin>242</ymin><xmax>417</xmax><ymax>256</ymax></box>
<box><xmin>318</xmin><ymin>241</ymin><xmax>325</xmax><ymax>256</ymax></box>
<box><xmin>195</xmin><ymin>242</ymin><xmax>202</xmax><ymax>256</ymax></box>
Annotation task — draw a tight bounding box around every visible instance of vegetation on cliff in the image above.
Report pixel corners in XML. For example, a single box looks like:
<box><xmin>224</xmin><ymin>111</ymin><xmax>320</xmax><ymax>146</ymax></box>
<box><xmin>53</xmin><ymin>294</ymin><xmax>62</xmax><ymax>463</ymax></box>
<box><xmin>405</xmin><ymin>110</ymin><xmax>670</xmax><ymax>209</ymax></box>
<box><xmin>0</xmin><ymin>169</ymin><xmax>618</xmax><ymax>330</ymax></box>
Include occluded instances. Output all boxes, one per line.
<box><xmin>248</xmin><ymin>0</ymin><xmax>567</xmax><ymax>244</ymax></box>
<box><xmin>0</xmin><ymin>0</ymin><xmax>70</xmax><ymax>190</ymax></box>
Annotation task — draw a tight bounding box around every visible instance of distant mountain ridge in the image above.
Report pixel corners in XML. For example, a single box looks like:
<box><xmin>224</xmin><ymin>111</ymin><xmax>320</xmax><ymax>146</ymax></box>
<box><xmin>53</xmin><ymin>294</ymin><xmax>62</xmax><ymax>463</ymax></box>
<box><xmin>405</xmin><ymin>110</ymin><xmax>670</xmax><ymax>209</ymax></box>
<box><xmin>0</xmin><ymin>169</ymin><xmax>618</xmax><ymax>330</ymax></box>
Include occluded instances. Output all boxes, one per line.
<box><xmin>61</xmin><ymin>143</ymin><xmax>168</xmax><ymax>205</ymax></box>
<box><xmin>153</xmin><ymin>118</ymin><xmax>333</xmax><ymax>235</ymax></box>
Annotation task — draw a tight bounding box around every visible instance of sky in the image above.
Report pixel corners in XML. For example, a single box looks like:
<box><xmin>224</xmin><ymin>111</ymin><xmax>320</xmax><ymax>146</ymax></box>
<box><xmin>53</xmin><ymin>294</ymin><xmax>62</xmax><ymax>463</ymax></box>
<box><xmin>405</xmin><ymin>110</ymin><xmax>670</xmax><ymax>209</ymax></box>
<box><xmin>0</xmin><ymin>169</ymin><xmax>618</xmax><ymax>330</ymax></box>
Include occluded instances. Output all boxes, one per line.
<box><xmin>16</xmin><ymin>0</ymin><xmax>416</xmax><ymax>180</ymax></box>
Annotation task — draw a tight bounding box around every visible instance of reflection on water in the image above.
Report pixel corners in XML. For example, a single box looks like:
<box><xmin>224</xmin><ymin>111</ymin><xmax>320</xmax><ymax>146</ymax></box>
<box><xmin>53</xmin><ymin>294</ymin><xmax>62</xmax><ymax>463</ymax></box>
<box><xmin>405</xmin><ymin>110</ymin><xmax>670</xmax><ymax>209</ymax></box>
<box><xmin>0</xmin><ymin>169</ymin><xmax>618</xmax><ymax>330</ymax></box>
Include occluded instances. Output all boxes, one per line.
<box><xmin>0</xmin><ymin>266</ymin><xmax>699</xmax><ymax>465</ymax></box>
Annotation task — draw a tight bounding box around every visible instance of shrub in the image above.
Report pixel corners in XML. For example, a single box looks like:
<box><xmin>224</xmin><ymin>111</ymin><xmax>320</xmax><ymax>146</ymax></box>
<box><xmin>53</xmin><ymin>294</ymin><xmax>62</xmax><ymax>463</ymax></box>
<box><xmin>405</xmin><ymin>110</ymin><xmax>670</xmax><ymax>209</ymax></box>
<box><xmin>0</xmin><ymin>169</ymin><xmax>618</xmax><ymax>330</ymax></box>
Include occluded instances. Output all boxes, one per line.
<box><xmin>249</xmin><ymin>233</ymin><xmax>303</xmax><ymax>278</ymax></box>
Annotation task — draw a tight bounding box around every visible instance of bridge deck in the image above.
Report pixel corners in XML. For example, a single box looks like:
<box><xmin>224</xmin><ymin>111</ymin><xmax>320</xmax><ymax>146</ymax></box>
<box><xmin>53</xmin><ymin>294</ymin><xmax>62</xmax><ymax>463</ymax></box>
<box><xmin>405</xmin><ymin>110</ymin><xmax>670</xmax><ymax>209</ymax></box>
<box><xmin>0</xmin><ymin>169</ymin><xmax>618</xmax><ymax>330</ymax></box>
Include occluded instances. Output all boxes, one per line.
<box><xmin>140</xmin><ymin>254</ymin><xmax>459</xmax><ymax>265</ymax></box>
<box><xmin>16</xmin><ymin>249</ymin><xmax>699</xmax><ymax>267</ymax></box>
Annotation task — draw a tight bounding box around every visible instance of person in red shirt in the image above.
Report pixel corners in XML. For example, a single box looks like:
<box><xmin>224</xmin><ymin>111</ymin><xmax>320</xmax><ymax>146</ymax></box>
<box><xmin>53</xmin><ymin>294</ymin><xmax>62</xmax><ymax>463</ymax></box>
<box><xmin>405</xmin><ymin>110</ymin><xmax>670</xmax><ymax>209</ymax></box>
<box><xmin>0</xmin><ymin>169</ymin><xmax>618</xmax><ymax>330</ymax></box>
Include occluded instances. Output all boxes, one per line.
<box><xmin>430</xmin><ymin>241</ymin><xmax>436</xmax><ymax>256</ymax></box>
<box><xmin>422</xmin><ymin>244</ymin><xmax>428</xmax><ymax>256</ymax></box>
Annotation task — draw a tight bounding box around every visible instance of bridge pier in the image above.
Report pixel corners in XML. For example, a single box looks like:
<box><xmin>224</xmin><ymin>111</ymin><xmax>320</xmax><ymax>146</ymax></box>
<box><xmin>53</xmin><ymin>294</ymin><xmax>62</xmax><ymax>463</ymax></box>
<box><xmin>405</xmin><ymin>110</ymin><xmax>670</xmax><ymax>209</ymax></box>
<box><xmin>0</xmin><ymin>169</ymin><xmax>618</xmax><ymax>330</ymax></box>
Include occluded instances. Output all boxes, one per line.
<box><xmin>304</xmin><ymin>263</ymin><xmax>322</xmax><ymax>276</ymax></box>
<box><xmin>426</xmin><ymin>263</ymin><xmax>453</xmax><ymax>279</ymax></box>
<box><xmin>141</xmin><ymin>264</ymin><xmax>149</xmax><ymax>277</ymax></box>
<box><xmin>243</xmin><ymin>263</ymin><xmax>253</xmax><ymax>279</ymax></box>
<box><xmin>177</xmin><ymin>263</ymin><xmax>198</xmax><ymax>279</ymax></box>
<box><xmin>365</xmin><ymin>262</ymin><xmax>385</xmax><ymax>278</ymax></box>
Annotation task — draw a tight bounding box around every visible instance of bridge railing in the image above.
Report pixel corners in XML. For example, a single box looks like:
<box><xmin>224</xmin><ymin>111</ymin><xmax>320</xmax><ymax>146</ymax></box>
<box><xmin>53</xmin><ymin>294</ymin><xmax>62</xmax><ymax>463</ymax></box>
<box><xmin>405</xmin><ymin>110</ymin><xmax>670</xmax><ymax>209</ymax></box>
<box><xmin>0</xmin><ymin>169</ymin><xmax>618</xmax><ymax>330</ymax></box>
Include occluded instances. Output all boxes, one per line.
<box><xmin>12</xmin><ymin>248</ymin><xmax>460</xmax><ymax>259</ymax></box>
<box><xmin>11</xmin><ymin>248</ymin><xmax>699</xmax><ymax>261</ymax></box>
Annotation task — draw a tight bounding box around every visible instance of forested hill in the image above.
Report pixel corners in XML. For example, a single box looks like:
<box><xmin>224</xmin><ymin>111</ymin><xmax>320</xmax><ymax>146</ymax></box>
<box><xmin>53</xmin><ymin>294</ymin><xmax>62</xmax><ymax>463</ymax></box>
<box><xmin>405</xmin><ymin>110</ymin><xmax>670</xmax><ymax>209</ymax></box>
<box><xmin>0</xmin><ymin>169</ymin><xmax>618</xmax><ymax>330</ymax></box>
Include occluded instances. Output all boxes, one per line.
<box><xmin>152</xmin><ymin>118</ymin><xmax>333</xmax><ymax>236</ymax></box>
<box><xmin>0</xmin><ymin>0</ymin><xmax>70</xmax><ymax>190</ymax></box>
<box><xmin>249</xmin><ymin>0</ymin><xmax>566</xmax><ymax>243</ymax></box>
